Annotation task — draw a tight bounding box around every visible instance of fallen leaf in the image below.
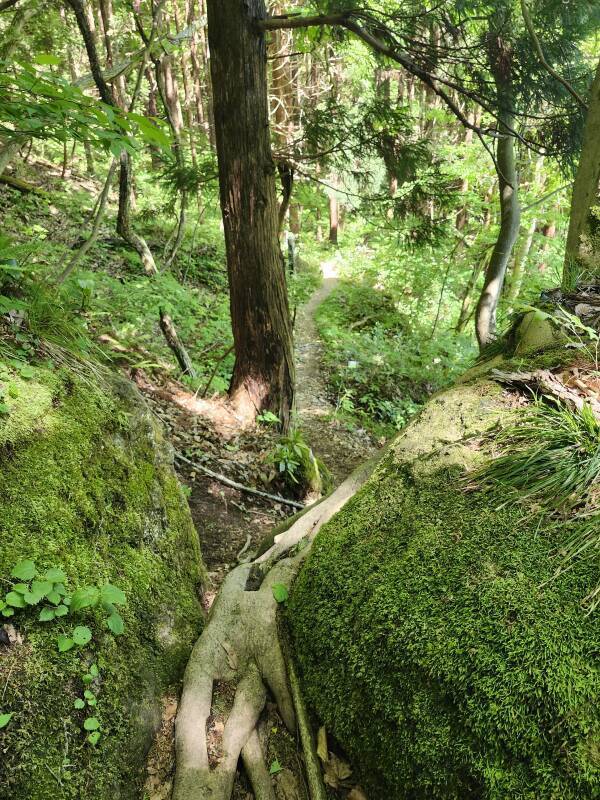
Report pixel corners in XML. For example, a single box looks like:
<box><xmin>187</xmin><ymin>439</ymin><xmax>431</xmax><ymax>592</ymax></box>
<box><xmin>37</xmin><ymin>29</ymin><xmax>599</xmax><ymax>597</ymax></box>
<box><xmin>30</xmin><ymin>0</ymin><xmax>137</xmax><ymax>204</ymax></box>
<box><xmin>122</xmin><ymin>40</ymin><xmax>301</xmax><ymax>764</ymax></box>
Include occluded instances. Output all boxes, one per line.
<box><xmin>221</xmin><ymin>640</ymin><xmax>238</xmax><ymax>671</ymax></box>
<box><xmin>348</xmin><ymin>787</ymin><xmax>368</xmax><ymax>800</ymax></box>
<box><xmin>316</xmin><ymin>726</ymin><xmax>328</xmax><ymax>763</ymax></box>
<box><xmin>323</xmin><ymin>751</ymin><xmax>352</xmax><ymax>788</ymax></box>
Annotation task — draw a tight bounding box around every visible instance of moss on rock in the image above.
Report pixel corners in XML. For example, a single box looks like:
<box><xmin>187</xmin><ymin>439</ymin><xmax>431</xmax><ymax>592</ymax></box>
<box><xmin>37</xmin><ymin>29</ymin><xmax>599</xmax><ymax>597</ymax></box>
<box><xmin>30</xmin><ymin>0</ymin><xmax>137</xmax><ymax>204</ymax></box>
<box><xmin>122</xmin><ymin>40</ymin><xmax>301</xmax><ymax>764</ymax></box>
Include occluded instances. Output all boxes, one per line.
<box><xmin>0</xmin><ymin>363</ymin><xmax>205</xmax><ymax>799</ymax></box>
<box><xmin>288</xmin><ymin>380</ymin><xmax>600</xmax><ymax>799</ymax></box>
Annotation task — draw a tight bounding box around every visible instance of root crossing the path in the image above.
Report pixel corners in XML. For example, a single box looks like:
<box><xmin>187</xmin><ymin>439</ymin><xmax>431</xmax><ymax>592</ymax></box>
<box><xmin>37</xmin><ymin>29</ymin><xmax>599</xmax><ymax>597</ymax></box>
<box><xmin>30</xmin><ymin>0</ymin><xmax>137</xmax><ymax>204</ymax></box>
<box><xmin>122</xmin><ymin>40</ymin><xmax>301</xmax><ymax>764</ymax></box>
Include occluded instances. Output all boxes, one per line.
<box><xmin>173</xmin><ymin>457</ymin><xmax>380</xmax><ymax>800</ymax></box>
<box><xmin>171</xmin><ymin>261</ymin><xmax>381</xmax><ymax>800</ymax></box>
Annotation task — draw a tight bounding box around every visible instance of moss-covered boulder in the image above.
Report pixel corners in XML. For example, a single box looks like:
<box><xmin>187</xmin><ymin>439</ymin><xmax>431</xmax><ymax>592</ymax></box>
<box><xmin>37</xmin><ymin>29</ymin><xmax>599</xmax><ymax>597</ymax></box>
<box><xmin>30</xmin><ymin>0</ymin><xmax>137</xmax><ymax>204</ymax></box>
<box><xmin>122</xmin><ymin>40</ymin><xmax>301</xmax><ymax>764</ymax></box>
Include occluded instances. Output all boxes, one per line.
<box><xmin>289</xmin><ymin>379</ymin><xmax>600</xmax><ymax>799</ymax></box>
<box><xmin>0</xmin><ymin>364</ymin><xmax>205</xmax><ymax>799</ymax></box>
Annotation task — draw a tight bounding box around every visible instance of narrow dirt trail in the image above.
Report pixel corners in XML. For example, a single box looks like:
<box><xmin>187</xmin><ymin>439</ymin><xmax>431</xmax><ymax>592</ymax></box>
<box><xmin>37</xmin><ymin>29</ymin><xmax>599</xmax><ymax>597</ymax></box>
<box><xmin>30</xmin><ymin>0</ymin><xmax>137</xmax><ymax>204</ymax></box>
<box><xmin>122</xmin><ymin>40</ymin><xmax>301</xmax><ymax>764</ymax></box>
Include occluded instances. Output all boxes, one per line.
<box><xmin>144</xmin><ymin>261</ymin><xmax>377</xmax><ymax>800</ymax></box>
<box><xmin>294</xmin><ymin>265</ymin><xmax>376</xmax><ymax>485</ymax></box>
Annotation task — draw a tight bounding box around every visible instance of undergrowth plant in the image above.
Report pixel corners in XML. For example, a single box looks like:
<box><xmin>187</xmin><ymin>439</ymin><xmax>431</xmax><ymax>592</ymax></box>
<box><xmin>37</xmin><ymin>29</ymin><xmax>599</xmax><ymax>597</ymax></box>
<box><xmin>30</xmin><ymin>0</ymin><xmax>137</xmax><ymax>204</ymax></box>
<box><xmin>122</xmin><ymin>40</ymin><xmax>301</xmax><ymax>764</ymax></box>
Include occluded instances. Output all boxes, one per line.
<box><xmin>474</xmin><ymin>399</ymin><xmax>600</xmax><ymax>611</ymax></box>
<box><xmin>0</xmin><ymin>558</ymin><xmax>126</xmax><ymax>744</ymax></box>
<box><xmin>266</xmin><ymin>428</ymin><xmax>331</xmax><ymax>497</ymax></box>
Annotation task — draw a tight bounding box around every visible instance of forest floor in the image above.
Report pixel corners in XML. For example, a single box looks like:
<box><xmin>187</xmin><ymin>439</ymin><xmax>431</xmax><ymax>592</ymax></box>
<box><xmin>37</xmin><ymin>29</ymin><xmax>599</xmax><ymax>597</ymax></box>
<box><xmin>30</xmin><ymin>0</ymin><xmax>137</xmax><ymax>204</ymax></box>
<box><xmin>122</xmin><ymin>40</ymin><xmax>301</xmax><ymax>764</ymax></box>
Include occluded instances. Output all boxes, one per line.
<box><xmin>143</xmin><ymin>260</ymin><xmax>377</xmax><ymax>800</ymax></box>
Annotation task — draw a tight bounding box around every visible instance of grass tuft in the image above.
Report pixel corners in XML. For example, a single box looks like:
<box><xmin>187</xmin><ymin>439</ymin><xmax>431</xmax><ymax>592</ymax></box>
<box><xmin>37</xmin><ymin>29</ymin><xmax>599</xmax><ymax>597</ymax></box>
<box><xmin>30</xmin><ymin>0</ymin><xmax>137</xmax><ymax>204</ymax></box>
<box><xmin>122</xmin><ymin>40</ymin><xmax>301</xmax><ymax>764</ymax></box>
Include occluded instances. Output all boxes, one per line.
<box><xmin>474</xmin><ymin>398</ymin><xmax>600</xmax><ymax>610</ymax></box>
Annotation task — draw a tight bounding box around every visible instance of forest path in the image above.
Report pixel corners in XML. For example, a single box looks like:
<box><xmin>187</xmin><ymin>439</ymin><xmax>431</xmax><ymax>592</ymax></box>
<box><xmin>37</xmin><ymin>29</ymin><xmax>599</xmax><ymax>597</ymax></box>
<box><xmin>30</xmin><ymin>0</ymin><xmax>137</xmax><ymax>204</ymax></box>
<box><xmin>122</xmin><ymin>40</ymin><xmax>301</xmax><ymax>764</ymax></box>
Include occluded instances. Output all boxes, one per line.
<box><xmin>294</xmin><ymin>261</ymin><xmax>376</xmax><ymax>485</ymax></box>
<box><xmin>144</xmin><ymin>258</ymin><xmax>376</xmax><ymax>800</ymax></box>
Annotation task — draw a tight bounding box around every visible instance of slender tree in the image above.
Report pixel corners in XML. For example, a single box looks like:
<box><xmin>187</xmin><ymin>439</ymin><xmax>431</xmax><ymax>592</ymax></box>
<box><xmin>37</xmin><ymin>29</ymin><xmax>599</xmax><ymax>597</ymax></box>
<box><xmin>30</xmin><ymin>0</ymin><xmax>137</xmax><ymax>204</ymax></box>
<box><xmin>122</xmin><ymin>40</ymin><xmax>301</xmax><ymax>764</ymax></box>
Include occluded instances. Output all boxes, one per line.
<box><xmin>563</xmin><ymin>59</ymin><xmax>600</xmax><ymax>289</ymax></box>
<box><xmin>475</xmin><ymin>8</ymin><xmax>521</xmax><ymax>348</ymax></box>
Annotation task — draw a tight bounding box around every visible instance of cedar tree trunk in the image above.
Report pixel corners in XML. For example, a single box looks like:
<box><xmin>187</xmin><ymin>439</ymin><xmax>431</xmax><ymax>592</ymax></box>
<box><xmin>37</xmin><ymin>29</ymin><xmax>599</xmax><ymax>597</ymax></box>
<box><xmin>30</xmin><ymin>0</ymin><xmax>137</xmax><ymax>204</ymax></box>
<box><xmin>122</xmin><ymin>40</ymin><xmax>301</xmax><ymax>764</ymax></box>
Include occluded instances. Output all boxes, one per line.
<box><xmin>207</xmin><ymin>0</ymin><xmax>295</xmax><ymax>430</ymax></box>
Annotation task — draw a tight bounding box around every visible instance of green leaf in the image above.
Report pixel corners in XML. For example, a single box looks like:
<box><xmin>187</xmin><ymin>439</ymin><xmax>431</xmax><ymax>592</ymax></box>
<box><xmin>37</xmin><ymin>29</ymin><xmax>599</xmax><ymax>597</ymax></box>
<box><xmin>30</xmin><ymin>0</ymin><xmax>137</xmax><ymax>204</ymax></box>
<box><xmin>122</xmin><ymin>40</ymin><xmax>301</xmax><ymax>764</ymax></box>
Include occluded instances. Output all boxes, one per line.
<box><xmin>11</xmin><ymin>583</ymin><xmax>28</xmax><ymax>594</ymax></box>
<box><xmin>72</xmin><ymin>626</ymin><xmax>92</xmax><ymax>646</ymax></box>
<box><xmin>99</xmin><ymin>584</ymin><xmax>126</xmax><ymax>606</ymax></box>
<box><xmin>82</xmin><ymin>673</ymin><xmax>93</xmax><ymax>684</ymax></box>
<box><xmin>17</xmin><ymin>365</ymin><xmax>34</xmax><ymax>379</ymax></box>
<box><xmin>11</xmin><ymin>559</ymin><xmax>36</xmax><ymax>581</ymax></box>
<box><xmin>106</xmin><ymin>612</ymin><xmax>124</xmax><ymax>635</ymax></box>
<box><xmin>44</xmin><ymin>568</ymin><xmax>66</xmax><ymax>583</ymax></box>
<box><xmin>5</xmin><ymin>591</ymin><xmax>25</xmax><ymax>608</ymax></box>
<box><xmin>87</xmin><ymin>731</ymin><xmax>101</xmax><ymax>746</ymax></box>
<box><xmin>269</xmin><ymin>759</ymin><xmax>283</xmax><ymax>775</ymax></box>
<box><xmin>46</xmin><ymin>590</ymin><xmax>61</xmax><ymax>605</ymax></box>
<box><xmin>0</xmin><ymin>403</ymin><xmax>9</xmax><ymax>416</ymax></box>
<box><xmin>271</xmin><ymin>584</ymin><xmax>289</xmax><ymax>604</ymax></box>
<box><xmin>57</xmin><ymin>635</ymin><xmax>75</xmax><ymax>653</ymax></box>
<box><xmin>23</xmin><ymin>591</ymin><xmax>43</xmax><ymax>606</ymax></box>
<box><xmin>74</xmin><ymin>698</ymin><xmax>85</xmax><ymax>710</ymax></box>
<box><xmin>1</xmin><ymin>607</ymin><xmax>14</xmax><ymax>618</ymax></box>
<box><xmin>54</xmin><ymin>583</ymin><xmax>67</xmax><ymax>596</ymax></box>
<box><xmin>38</xmin><ymin>607</ymin><xmax>55</xmax><ymax>622</ymax></box>
<box><xmin>0</xmin><ymin>712</ymin><xmax>13</xmax><ymax>729</ymax></box>
<box><xmin>70</xmin><ymin>586</ymin><xmax>99</xmax><ymax>613</ymax></box>
<box><xmin>31</xmin><ymin>580</ymin><xmax>53</xmax><ymax>597</ymax></box>
<box><xmin>33</xmin><ymin>53</ymin><xmax>61</xmax><ymax>66</ymax></box>
<box><xmin>54</xmin><ymin>604</ymin><xmax>68</xmax><ymax>617</ymax></box>
<box><xmin>83</xmin><ymin>716</ymin><xmax>100</xmax><ymax>731</ymax></box>
<box><xmin>89</xmin><ymin>663</ymin><xmax>99</xmax><ymax>677</ymax></box>
<box><xmin>84</xmin><ymin>689</ymin><xmax>95</xmax><ymax>700</ymax></box>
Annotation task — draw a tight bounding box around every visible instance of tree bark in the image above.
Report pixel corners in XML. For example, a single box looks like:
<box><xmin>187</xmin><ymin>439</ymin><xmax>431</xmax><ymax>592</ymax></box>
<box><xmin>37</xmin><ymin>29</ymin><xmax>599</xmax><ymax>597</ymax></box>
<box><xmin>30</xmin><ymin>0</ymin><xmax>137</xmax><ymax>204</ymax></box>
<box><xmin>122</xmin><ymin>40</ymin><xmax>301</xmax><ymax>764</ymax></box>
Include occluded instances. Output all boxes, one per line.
<box><xmin>506</xmin><ymin>216</ymin><xmax>537</xmax><ymax>303</ymax></box>
<box><xmin>207</xmin><ymin>0</ymin><xmax>295</xmax><ymax>430</ymax></box>
<box><xmin>475</xmin><ymin>18</ymin><xmax>521</xmax><ymax>348</ymax></box>
<box><xmin>329</xmin><ymin>194</ymin><xmax>339</xmax><ymax>245</ymax></box>
<box><xmin>65</xmin><ymin>0</ymin><xmax>158</xmax><ymax>275</ymax></box>
<box><xmin>0</xmin><ymin>139</ymin><xmax>22</xmax><ymax>176</ymax></box>
<box><xmin>563</xmin><ymin>59</ymin><xmax>600</xmax><ymax>289</ymax></box>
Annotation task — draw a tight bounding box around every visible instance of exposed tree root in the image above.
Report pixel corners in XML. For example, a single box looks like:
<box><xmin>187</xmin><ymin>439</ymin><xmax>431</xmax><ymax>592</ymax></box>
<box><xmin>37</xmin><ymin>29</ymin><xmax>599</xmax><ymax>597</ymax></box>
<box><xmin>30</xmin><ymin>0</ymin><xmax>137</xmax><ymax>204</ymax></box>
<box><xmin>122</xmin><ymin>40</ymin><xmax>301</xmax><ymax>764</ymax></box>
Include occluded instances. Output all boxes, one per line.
<box><xmin>173</xmin><ymin>455</ymin><xmax>381</xmax><ymax>800</ymax></box>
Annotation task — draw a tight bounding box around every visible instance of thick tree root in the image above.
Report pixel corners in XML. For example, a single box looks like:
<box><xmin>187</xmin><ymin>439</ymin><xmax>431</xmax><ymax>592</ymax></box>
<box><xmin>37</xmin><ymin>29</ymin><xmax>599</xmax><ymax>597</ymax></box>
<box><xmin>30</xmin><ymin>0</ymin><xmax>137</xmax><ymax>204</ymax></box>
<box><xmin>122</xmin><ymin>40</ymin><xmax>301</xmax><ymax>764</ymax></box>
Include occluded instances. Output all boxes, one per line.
<box><xmin>173</xmin><ymin>455</ymin><xmax>381</xmax><ymax>800</ymax></box>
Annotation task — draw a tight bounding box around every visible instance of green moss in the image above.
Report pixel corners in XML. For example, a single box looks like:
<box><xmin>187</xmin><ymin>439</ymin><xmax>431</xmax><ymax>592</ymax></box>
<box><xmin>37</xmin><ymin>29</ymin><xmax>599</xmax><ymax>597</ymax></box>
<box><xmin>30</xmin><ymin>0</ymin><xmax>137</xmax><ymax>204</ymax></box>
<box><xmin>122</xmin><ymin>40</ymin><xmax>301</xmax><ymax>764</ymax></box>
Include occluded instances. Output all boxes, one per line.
<box><xmin>289</xmin><ymin>380</ymin><xmax>600</xmax><ymax>800</ymax></box>
<box><xmin>0</xmin><ymin>366</ymin><xmax>205</xmax><ymax>799</ymax></box>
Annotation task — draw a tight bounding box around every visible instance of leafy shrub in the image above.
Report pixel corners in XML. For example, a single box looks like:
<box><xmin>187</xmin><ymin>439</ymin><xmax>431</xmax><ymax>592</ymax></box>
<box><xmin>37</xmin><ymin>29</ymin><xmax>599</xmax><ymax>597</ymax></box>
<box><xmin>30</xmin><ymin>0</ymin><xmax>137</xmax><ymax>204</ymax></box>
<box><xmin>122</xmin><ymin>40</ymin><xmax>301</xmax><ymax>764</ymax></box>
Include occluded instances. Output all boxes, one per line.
<box><xmin>266</xmin><ymin>428</ymin><xmax>331</xmax><ymax>498</ymax></box>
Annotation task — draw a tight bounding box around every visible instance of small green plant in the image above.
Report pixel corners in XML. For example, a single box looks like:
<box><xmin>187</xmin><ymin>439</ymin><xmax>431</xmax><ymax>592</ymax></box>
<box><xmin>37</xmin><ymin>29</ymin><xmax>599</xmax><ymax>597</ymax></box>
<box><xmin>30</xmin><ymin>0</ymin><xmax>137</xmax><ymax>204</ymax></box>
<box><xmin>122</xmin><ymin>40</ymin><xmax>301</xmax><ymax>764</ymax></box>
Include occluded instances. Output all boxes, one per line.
<box><xmin>267</xmin><ymin>428</ymin><xmax>331</xmax><ymax>497</ymax></box>
<box><xmin>256</xmin><ymin>410</ymin><xmax>280</xmax><ymax>426</ymax></box>
<box><xmin>74</xmin><ymin>664</ymin><xmax>103</xmax><ymax>744</ymax></box>
<box><xmin>1</xmin><ymin>559</ymin><xmax>127</xmax><ymax>743</ymax></box>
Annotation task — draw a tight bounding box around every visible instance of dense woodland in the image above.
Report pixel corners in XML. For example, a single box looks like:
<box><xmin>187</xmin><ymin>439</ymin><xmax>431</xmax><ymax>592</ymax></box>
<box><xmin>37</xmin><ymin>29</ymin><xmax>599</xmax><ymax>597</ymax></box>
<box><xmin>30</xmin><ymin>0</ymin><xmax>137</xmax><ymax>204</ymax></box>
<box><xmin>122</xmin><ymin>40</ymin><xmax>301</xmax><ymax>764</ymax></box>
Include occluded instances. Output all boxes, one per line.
<box><xmin>0</xmin><ymin>1</ymin><xmax>599</xmax><ymax>799</ymax></box>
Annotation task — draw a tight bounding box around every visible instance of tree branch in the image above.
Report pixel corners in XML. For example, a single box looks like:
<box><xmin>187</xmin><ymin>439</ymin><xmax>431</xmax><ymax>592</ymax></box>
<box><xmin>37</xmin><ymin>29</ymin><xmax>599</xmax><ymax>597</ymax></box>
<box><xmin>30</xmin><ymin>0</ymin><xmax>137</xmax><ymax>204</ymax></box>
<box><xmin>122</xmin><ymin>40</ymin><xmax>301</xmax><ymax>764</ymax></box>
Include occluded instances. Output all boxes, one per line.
<box><xmin>0</xmin><ymin>0</ymin><xmax>20</xmax><ymax>12</ymax></box>
<box><xmin>259</xmin><ymin>14</ymin><xmax>506</xmax><ymax>142</ymax></box>
<box><xmin>519</xmin><ymin>0</ymin><xmax>587</xmax><ymax>112</ymax></box>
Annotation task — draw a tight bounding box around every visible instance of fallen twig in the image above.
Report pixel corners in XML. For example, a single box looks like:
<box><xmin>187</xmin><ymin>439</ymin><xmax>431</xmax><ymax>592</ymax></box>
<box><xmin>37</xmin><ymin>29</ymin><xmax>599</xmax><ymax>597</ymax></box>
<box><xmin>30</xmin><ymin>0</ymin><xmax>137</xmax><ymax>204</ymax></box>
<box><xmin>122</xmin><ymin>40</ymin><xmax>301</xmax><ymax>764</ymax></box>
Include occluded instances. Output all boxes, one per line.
<box><xmin>491</xmin><ymin>368</ymin><xmax>600</xmax><ymax>421</ymax></box>
<box><xmin>159</xmin><ymin>309</ymin><xmax>197</xmax><ymax>378</ymax></box>
<box><xmin>0</xmin><ymin>174</ymin><xmax>45</xmax><ymax>195</ymax></box>
<box><xmin>175</xmin><ymin>451</ymin><xmax>305</xmax><ymax>510</ymax></box>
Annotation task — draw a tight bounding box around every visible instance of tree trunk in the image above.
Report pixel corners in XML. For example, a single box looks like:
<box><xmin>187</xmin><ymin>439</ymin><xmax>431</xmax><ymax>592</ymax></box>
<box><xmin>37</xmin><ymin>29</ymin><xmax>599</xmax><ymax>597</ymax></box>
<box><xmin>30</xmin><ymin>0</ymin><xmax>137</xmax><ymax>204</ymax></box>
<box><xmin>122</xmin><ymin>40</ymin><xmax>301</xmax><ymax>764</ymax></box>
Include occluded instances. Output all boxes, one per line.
<box><xmin>475</xmin><ymin>18</ymin><xmax>521</xmax><ymax>348</ymax></box>
<box><xmin>289</xmin><ymin>203</ymin><xmax>301</xmax><ymax>235</ymax></box>
<box><xmin>66</xmin><ymin>0</ymin><xmax>157</xmax><ymax>274</ymax></box>
<box><xmin>207</xmin><ymin>0</ymin><xmax>295</xmax><ymax>430</ymax></box>
<box><xmin>329</xmin><ymin>194</ymin><xmax>339</xmax><ymax>245</ymax></box>
<box><xmin>84</xmin><ymin>141</ymin><xmax>95</xmax><ymax>176</ymax></box>
<box><xmin>563</xmin><ymin>59</ymin><xmax>600</xmax><ymax>289</ymax></box>
<box><xmin>475</xmin><ymin>112</ymin><xmax>520</xmax><ymax>347</ymax></box>
<box><xmin>0</xmin><ymin>2</ymin><xmax>35</xmax><ymax>61</ymax></box>
<box><xmin>506</xmin><ymin>217</ymin><xmax>537</xmax><ymax>303</ymax></box>
<box><xmin>0</xmin><ymin>139</ymin><xmax>22</xmax><ymax>177</ymax></box>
